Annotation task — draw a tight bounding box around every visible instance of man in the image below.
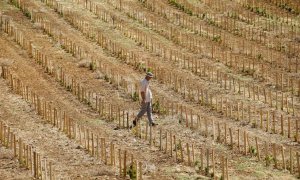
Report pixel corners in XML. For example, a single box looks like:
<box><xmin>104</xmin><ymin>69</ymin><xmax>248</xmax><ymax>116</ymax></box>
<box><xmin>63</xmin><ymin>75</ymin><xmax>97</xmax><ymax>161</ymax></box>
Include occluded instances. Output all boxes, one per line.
<box><xmin>132</xmin><ymin>72</ymin><xmax>157</xmax><ymax>127</ymax></box>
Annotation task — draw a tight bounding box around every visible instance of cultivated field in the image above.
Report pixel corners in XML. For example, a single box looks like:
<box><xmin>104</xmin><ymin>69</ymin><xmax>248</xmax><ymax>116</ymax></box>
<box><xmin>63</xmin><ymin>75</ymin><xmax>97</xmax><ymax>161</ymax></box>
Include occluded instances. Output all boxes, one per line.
<box><xmin>0</xmin><ymin>0</ymin><xmax>299</xmax><ymax>179</ymax></box>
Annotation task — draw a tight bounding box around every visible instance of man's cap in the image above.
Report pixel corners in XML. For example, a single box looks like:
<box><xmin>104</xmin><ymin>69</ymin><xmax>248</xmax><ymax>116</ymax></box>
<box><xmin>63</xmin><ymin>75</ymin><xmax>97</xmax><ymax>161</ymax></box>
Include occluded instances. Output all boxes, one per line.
<box><xmin>146</xmin><ymin>72</ymin><xmax>154</xmax><ymax>78</ymax></box>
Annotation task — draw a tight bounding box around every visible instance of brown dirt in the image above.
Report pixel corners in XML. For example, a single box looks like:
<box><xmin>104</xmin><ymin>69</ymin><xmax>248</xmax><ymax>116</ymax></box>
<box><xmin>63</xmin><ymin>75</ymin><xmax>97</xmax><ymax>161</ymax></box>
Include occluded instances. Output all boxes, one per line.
<box><xmin>0</xmin><ymin>0</ymin><xmax>299</xmax><ymax>179</ymax></box>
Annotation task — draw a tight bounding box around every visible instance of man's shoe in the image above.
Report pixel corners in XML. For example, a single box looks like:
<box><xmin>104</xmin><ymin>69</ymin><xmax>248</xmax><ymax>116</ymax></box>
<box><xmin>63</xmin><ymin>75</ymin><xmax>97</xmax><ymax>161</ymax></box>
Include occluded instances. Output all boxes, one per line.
<box><xmin>130</xmin><ymin>120</ymin><xmax>137</xmax><ymax>129</ymax></box>
<box><xmin>150</xmin><ymin>122</ymin><xmax>157</xmax><ymax>126</ymax></box>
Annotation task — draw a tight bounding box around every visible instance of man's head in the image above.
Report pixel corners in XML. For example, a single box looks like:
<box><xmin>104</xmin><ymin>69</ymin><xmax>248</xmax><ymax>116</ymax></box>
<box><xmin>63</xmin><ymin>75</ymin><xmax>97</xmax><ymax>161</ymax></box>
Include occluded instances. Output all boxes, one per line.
<box><xmin>145</xmin><ymin>72</ymin><xmax>153</xmax><ymax>81</ymax></box>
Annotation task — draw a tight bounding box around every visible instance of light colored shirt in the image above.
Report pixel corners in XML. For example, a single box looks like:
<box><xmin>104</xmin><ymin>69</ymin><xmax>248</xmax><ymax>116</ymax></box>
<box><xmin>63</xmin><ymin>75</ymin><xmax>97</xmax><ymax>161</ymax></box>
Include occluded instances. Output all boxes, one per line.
<box><xmin>140</xmin><ymin>78</ymin><xmax>152</xmax><ymax>102</ymax></box>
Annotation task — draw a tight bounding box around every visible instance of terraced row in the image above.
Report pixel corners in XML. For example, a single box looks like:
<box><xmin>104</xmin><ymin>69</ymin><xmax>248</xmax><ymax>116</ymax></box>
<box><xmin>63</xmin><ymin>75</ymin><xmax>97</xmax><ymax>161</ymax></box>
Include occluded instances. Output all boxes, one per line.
<box><xmin>1</xmin><ymin>0</ymin><xmax>299</xmax><ymax>178</ymax></box>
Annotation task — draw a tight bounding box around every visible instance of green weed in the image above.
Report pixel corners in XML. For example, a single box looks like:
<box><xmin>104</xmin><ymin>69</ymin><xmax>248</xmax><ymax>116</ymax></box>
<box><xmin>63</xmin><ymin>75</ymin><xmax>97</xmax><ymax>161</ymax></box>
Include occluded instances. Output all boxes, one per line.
<box><xmin>207</xmin><ymin>18</ymin><xmax>216</xmax><ymax>26</ymax></box>
<box><xmin>205</xmin><ymin>167</ymin><xmax>209</xmax><ymax>175</ymax></box>
<box><xmin>168</xmin><ymin>0</ymin><xmax>193</xmax><ymax>16</ymax></box>
<box><xmin>104</xmin><ymin>75</ymin><xmax>110</xmax><ymax>82</ymax></box>
<box><xmin>147</xmin><ymin>68</ymin><xmax>152</xmax><ymax>73</ymax></box>
<box><xmin>212</xmin><ymin>35</ymin><xmax>221</xmax><ymax>43</ymax></box>
<box><xmin>131</xmin><ymin>91</ymin><xmax>139</xmax><ymax>102</ymax></box>
<box><xmin>251</xmin><ymin>122</ymin><xmax>257</xmax><ymax>128</ymax></box>
<box><xmin>265</xmin><ymin>155</ymin><xmax>273</xmax><ymax>166</ymax></box>
<box><xmin>152</xmin><ymin>101</ymin><xmax>167</xmax><ymax>115</ymax></box>
<box><xmin>257</xmin><ymin>54</ymin><xmax>263</xmax><ymax>60</ymax></box>
<box><xmin>66</xmin><ymin>85</ymin><xmax>72</xmax><ymax>92</ymax></box>
<box><xmin>279</xmin><ymin>3</ymin><xmax>294</xmax><ymax>13</ymax></box>
<box><xmin>89</xmin><ymin>62</ymin><xmax>96</xmax><ymax>71</ymax></box>
<box><xmin>127</xmin><ymin>163</ymin><xmax>137</xmax><ymax>179</ymax></box>
<box><xmin>249</xmin><ymin>146</ymin><xmax>257</xmax><ymax>155</ymax></box>
<box><xmin>24</xmin><ymin>10</ymin><xmax>31</xmax><ymax>18</ymax></box>
<box><xmin>176</xmin><ymin>142</ymin><xmax>182</xmax><ymax>150</ymax></box>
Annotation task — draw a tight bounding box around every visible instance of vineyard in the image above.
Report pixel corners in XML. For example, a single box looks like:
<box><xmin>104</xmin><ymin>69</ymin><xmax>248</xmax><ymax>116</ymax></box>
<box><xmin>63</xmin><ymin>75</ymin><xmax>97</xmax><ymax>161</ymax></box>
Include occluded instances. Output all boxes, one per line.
<box><xmin>0</xmin><ymin>0</ymin><xmax>299</xmax><ymax>179</ymax></box>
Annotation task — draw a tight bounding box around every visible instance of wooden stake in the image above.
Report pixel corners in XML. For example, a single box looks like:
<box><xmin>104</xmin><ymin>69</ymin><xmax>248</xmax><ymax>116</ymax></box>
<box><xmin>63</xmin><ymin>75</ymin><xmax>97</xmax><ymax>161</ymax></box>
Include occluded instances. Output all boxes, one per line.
<box><xmin>266</xmin><ymin>111</ymin><xmax>269</xmax><ymax>132</ymax></box>
<box><xmin>229</xmin><ymin>128</ymin><xmax>233</xmax><ymax>148</ymax></box>
<box><xmin>187</xmin><ymin>143</ymin><xmax>191</xmax><ymax>166</ymax></box>
<box><xmin>159</xmin><ymin>128</ymin><xmax>162</xmax><ymax>150</ymax></box>
<box><xmin>165</xmin><ymin>131</ymin><xmax>168</xmax><ymax>154</ymax></box>
<box><xmin>192</xmin><ymin>144</ymin><xmax>195</xmax><ymax>165</ymax></box>
<box><xmin>33</xmin><ymin>151</ymin><xmax>37</xmax><ymax>178</ymax></box>
<box><xmin>118</xmin><ymin>149</ymin><xmax>122</xmax><ymax>176</ymax></box>
<box><xmin>91</xmin><ymin>133</ymin><xmax>94</xmax><ymax>156</ymax></box>
<box><xmin>174</xmin><ymin>135</ymin><xmax>177</xmax><ymax>162</ymax></box>
<box><xmin>110</xmin><ymin>142</ymin><xmax>114</xmax><ymax>166</ymax></box>
<box><xmin>206</xmin><ymin>148</ymin><xmax>209</xmax><ymax>175</ymax></box>
<box><xmin>13</xmin><ymin>134</ymin><xmax>16</xmax><ymax>157</ymax></box>
<box><xmin>222</xmin><ymin>156</ymin><xmax>225</xmax><ymax>179</ymax></box>
<box><xmin>255</xmin><ymin>137</ymin><xmax>260</xmax><ymax>161</ymax></box>
<box><xmin>296</xmin><ymin>120</ymin><xmax>299</xmax><ymax>142</ymax></box>
<box><xmin>19</xmin><ymin>138</ymin><xmax>22</xmax><ymax>163</ymax></box>
<box><xmin>170</xmin><ymin>132</ymin><xmax>172</xmax><ymax>157</ymax></box>
<box><xmin>212</xmin><ymin>119</ymin><xmax>215</xmax><ymax>141</ymax></box>
<box><xmin>224</xmin><ymin>123</ymin><xmax>227</xmax><ymax>144</ymax></box>
<box><xmin>244</xmin><ymin>131</ymin><xmax>247</xmax><ymax>155</ymax></box>
<box><xmin>104</xmin><ymin>138</ymin><xmax>107</xmax><ymax>165</ymax></box>
<box><xmin>273</xmin><ymin>144</ymin><xmax>277</xmax><ymax>169</ymax></box>
<box><xmin>145</xmin><ymin>122</ymin><xmax>148</xmax><ymax>140</ymax></box>
<box><xmin>281</xmin><ymin>115</ymin><xmax>284</xmax><ymax>135</ymax></box>
<box><xmin>290</xmin><ymin>148</ymin><xmax>293</xmax><ymax>173</ymax></box>
<box><xmin>123</xmin><ymin>150</ymin><xmax>127</xmax><ymax>178</ymax></box>
<box><xmin>49</xmin><ymin>161</ymin><xmax>52</xmax><ymax>180</ymax></box>
<box><xmin>217</xmin><ymin>122</ymin><xmax>221</xmax><ymax>142</ymax></box>
<box><xmin>180</xmin><ymin>139</ymin><xmax>183</xmax><ymax>162</ymax></box>
<box><xmin>237</xmin><ymin>129</ymin><xmax>240</xmax><ymax>152</ymax></box>
<box><xmin>212</xmin><ymin>150</ymin><xmax>215</xmax><ymax>178</ymax></box>
<box><xmin>150</xmin><ymin>123</ymin><xmax>153</xmax><ymax>146</ymax></box>
<box><xmin>288</xmin><ymin>117</ymin><xmax>291</xmax><ymax>138</ymax></box>
<box><xmin>226</xmin><ymin>157</ymin><xmax>229</xmax><ymax>180</ymax></box>
<box><xmin>297</xmin><ymin>152</ymin><xmax>300</xmax><ymax>178</ymax></box>
<box><xmin>87</xmin><ymin>129</ymin><xmax>90</xmax><ymax>153</ymax></box>
<box><xmin>281</xmin><ymin>146</ymin><xmax>286</xmax><ymax>170</ymax></box>
<box><xmin>139</xmin><ymin>161</ymin><xmax>142</xmax><ymax>180</ymax></box>
<box><xmin>272</xmin><ymin>112</ymin><xmax>276</xmax><ymax>134</ymax></box>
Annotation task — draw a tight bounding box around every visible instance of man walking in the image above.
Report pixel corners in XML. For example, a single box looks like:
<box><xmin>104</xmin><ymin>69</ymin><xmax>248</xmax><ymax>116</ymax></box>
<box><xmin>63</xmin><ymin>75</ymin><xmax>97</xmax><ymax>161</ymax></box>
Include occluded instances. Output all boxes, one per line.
<box><xmin>132</xmin><ymin>72</ymin><xmax>157</xmax><ymax>127</ymax></box>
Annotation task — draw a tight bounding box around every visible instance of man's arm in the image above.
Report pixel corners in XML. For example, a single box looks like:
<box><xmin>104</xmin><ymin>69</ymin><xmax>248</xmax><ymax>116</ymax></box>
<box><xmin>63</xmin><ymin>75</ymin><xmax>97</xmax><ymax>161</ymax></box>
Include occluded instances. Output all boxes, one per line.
<box><xmin>140</xmin><ymin>91</ymin><xmax>146</xmax><ymax>104</ymax></box>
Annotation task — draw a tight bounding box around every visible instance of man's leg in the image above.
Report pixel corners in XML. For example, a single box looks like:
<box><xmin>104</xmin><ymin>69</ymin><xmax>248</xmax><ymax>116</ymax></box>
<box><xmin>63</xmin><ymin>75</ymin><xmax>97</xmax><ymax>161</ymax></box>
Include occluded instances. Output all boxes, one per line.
<box><xmin>134</xmin><ymin>102</ymin><xmax>147</xmax><ymax>125</ymax></box>
<box><xmin>146</xmin><ymin>102</ymin><xmax>154</xmax><ymax>124</ymax></box>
